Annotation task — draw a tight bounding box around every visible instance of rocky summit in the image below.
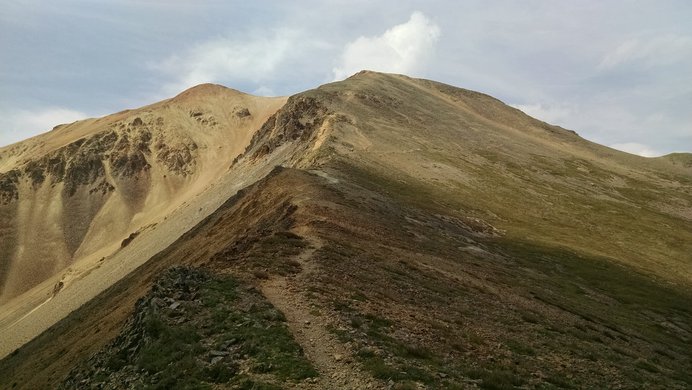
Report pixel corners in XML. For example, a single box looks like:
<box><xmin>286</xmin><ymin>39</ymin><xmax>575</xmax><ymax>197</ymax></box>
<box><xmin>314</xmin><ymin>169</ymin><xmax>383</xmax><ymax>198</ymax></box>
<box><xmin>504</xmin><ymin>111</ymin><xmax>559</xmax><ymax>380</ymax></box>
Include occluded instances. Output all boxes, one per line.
<box><xmin>1</xmin><ymin>71</ymin><xmax>691</xmax><ymax>389</ymax></box>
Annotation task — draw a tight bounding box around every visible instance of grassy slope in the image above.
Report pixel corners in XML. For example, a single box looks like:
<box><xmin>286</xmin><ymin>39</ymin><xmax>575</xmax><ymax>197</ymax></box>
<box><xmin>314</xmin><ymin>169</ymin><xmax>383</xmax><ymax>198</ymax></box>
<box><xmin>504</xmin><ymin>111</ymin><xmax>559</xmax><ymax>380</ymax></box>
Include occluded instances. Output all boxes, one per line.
<box><xmin>315</xmin><ymin>159</ymin><xmax>692</xmax><ymax>389</ymax></box>
<box><xmin>309</xmin><ymin>71</ymin><xmax>692</xmax><ymax>285</ymax></box>
<box><xmin>62</xmin><ymin>267</ymin><xmax>317</xmax><ymax>389</ymax></box>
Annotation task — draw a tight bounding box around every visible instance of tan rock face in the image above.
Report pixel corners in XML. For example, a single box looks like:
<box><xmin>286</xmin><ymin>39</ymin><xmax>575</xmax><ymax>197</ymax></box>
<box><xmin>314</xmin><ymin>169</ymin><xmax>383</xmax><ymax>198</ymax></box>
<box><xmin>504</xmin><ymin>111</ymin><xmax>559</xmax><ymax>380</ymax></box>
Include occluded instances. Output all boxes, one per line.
<box><xmin>0</xmin><ymin>84</ymin><xmax>286</xmax><ymax>303</ymax></box>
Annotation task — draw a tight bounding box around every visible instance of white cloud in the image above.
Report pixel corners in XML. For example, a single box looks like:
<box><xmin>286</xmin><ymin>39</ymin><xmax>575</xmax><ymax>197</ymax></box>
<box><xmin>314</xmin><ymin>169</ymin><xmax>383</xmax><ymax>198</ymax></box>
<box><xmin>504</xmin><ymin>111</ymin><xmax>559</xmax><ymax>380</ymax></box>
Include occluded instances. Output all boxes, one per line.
<box><xmin>610</xmin><ymin>142</ymin><xmax>663</xmax><ymax>158</ymax></box>
<box><xmin>332</xmin><ymin>11</ymin><xmax>440</xmax><ymax>81</ymax></box>
<box><xmin>510</xmin><ymin>103</ymin><xmax>573</xmax><ymax>125</ymax></box>
<box><xmin>152</xmin><ymin>29</ymin><xmax>305</xmax><ymax>95</ymax></box>
<box><xmin>598</xmin><ymin>34</ymin><xmax>692</xmax><ymax>70</ymax></box>
<box><xmin>252</xmin><ymin>86</ymin><xmax>277</xmax><ymax>97</ymax></box>
<box><xmin>0</xmin><ymin>108</ymin><xmax>89</xmax><ymax>147</ymax></box>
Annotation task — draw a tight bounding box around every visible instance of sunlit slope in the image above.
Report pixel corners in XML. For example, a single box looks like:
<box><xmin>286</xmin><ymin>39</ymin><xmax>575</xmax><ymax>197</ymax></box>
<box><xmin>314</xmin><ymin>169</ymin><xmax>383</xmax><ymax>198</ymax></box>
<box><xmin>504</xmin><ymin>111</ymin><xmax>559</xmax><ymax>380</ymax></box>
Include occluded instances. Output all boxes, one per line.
<box><xmin>0</xmin><ymin>84</ymin><xmax>286</xmax><ymax>302</ymax></box>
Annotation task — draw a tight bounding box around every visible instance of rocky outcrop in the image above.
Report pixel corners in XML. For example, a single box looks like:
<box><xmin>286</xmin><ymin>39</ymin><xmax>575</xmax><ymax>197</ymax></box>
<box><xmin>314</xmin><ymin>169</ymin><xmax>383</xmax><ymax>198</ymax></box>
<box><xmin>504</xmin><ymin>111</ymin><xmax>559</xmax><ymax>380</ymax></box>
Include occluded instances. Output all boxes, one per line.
<box><xmin>3</xmin><ymin>113</ymin><xmax>220</xmax><ymax>202</ymax></box>
<box><xmin>155</xmin><ymin>141</ymin><xmax>197</xmax><ymax>176</ymax></box>
<box><xmin>234</xmin><ymin>107</ymin><xmax>251</xmax><ymax>118</ymax></box>
<box><xmin>61</xmin><ymin>267</ymin><xmax>212</xmax><ymax>389</ymax></box>
<box><xmin>2</xmin><ymin>124</ymin><xmax>152</xmax><ymax>200</ymax></box>
<box><xmin>243</xmin><ymin>96</ymin><xmax>329</xmax><ymax>160</ymax></box>
<box><xmin>108</xmin><ymin>128</ymin><xmax>152</xmax><ymax>179</ymax></box>
<box><xmin>0</xmin><ymin>169</ymin><xmax>20</xmax><ymax>205</ymax></box>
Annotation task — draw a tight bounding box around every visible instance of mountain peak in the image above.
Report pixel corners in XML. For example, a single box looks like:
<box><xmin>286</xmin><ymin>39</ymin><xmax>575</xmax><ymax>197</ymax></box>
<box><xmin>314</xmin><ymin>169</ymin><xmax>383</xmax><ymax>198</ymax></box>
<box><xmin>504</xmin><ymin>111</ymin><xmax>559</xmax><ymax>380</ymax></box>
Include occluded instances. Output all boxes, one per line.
<box><xmin>345</xmin><ymin>69</ymin><xmax>411</xmax><ymax>82</ymax></box>
<box><xmin>171</xmin><ymin>83</ymin><xmax>247</xmax><ymax>102</ymax></box>
<box><xmin>348</xmin><ymin>69</ymin><xmax>382</xmax><ymax>78</ymax></box>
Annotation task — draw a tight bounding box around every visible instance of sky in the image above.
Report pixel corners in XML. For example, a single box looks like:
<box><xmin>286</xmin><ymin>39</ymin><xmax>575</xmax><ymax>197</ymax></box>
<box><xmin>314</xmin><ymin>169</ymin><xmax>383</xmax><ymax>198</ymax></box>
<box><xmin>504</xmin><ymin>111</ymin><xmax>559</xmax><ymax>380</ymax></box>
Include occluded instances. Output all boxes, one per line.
<box><xmin>1</xmin><ymin>1</ymin><xmax>690</xmax><ymax>156</ymax></box>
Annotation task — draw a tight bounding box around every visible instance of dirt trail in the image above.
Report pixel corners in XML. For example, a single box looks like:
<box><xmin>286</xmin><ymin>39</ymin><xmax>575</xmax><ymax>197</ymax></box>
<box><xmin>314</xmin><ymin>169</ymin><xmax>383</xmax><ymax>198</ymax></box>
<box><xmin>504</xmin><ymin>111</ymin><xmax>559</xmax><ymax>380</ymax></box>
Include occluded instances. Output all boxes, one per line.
<box><xmin>261</xmin><ymin>228</ymin><xmax>380</xmax><ymax>389</ymax></box>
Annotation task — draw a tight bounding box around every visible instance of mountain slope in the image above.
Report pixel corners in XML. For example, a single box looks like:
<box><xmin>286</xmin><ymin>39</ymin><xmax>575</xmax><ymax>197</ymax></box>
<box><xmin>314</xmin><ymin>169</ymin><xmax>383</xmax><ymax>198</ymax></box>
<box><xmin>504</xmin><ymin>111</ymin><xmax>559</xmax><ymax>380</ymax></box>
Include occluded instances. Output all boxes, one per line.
<box><xmin>0</xmin><ymin>84</ymin><xmax>285</xmax><ymax>303</ymax></box>
<box><xmin>3</xmin><ymin>164</ymin><xmax>690</xmax><ymax>388</ymax></box>
<box><xmin>1</xmin><ymin>71</ymin><xmax>691</xmax><ymax>389</ymax></box>
<box><xmin>297</xmin><ymin>71</ymin><xmax>692</xmax><ymax>284</ymax></box>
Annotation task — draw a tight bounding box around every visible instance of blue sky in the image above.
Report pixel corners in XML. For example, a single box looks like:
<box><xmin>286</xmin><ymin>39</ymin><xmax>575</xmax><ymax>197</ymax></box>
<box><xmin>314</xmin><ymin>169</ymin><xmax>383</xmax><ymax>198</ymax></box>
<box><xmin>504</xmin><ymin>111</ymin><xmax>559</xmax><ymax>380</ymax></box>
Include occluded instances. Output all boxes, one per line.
<box><xmin>1</xmin><ymin>1</ymin><xmax>690</xmax><ymax>156</ymax></box>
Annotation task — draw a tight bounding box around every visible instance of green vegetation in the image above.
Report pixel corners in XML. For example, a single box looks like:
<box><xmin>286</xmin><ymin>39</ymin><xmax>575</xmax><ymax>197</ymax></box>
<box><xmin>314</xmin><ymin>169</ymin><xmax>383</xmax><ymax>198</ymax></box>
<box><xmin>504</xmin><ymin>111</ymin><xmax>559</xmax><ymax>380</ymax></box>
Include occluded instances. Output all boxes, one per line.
<box><xmin>467</xmin><ymin>367</ymin><xmax>525</xmax><ymax>390</ymax></box>
<box><xmin>495</xmin><ymin>239</ymin><xmax>692</xmax><ymax>350</ymax></box>
<box><xmin>235</xmin><ymin>227</ymin><xmax>307</xmax><ymax>276</ymax></box>
<box><xmin>307</xmin><ymin>162</ymin><xmax>692</xmax><ymax>388</ymax></box>
<box><xmin>341</xmin><ymin>311</ymin><xmax>443</xmax><ymax>386</ymax></box>
<box><xmin>62</xmin><ymin>268</ymin><xmax>317</xmax><ymax>388</ymax></box>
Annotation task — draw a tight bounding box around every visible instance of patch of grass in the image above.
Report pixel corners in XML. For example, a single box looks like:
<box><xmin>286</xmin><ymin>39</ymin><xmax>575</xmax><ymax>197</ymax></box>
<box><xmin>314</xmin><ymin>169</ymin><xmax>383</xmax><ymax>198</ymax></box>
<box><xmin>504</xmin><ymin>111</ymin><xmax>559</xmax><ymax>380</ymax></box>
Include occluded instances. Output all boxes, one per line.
<box><xmin>356</xmin><ymin>347</ymin><xmax>377</xmax><ymax>359</ymax></box>
<box><xmin>520</xmin><ymin>312</ymin><xmax>540</xmax><ymax>324</ymax></box>
<box><xmin>136</xmin><ymin>321</ymin><xmax>202</xmax><ymax>374</ymax></box>
<box><xmin>495</xmin><ymin>239</ymin><xmax>692</xmax><ymax>350</ymax></box>
<box><xmin>545</xmin><ymin>374</ymin><xmax>575</xmax><ymax>388</ymax></box>
<box><xmin>360</xmin><ymin>355</ymin><xmax>401</xmax><ymax>380</ymax></box>
<box><xmin>327</xmin><ymin>324</ymin><xmax>354</xmax><ymax>343</ymax></box>
<box><xmin>634</xmin><ymin>359</ymin><xmax>659</xmax><ymax>373</ymax></box>
<box><xmin>392</xmin><ymin>381</ymin><xmax>419</xmax><ymax>390</ymax></box>
<box><xmin>200</xmin><ymin>278</ymin><xmax>318</xmax><ymax>381</ymax></box>
<box><xmin>505</xmin><ymin>339</ymin><xmax>535</xmax><ymax>356</ymax></box>
<box><xmin>671</xmin><ymin>369</ymin><xmax>692</xmax><ymax>386</ymax></box>
<box><xmin>351</xmin><ymin>292</ymin><xmax>368</xmax><ymax>301</ymax></box>
<box><xmin>333</xmin><ymin>300</ymin><xmax>354</xmax><ymax>312</ymax></box>
<box><xmin>463</xmin><ymin>331</ymin><xmax>485</xmax><ymax>345</ymax></box>
<box><xmin>63</xmin><ymin>268</ymin><xmax>317</xmax><ymax>388</ymax></box>
<box><xmin>612</xmin><ymin>346</ymin><xmax>635</xmax><ymax>358</ymax></box>
<box><xmin>467</xmin><ymin>368</ymin><xmax>525</xmax><ymax>390</ymax></box>
<box><xmin>204</xmin><ymin>363</ymin><xmax>236</xmax><ymax>383</ymax></box>
<box><xmin>359</xmin><ymin>354</ymin><xmax>435</xmax><ymax>384</ymax></box>
<box><xmin>234</xmin><ymin>377</ymin><xmax>283</xmax><ymax>390</ymax></box>
<box><xmin>253</xmin><ymin>269</ymin><xmax>270</xmax><ymax>279</ymax></box>
<box><xmin>395</xmin><ymin>343</ymin><xmax>432</xmax><ymax>360</ymax></box>
<box><xmin>241</xmin><ymin>227</ymin><xmax>308</xmax><ymax>276</ymax></box>
<box><xmin>363</xmin><ymin>313</ymin><xmax>393</xmax><ymax>329</ymax></box>
<box><xmin>653</xmin><ymin>347</ymin><xmax>674</xmax><ymax>359</ymax></box>
<box><xmin>348</xmin><ymin>310</ymin><xmax>444</xmax><ymax>386</ymax></box>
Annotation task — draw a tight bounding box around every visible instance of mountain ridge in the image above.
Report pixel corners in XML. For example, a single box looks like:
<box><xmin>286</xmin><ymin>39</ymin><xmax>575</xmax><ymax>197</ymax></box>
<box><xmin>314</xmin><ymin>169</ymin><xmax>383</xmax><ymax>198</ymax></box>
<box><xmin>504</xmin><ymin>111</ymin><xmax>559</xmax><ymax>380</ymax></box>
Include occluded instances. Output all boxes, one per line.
<box><xmin>0</xmin><ymin>71</ymin><xmax>690</xmax><ymax>389</ymax></box>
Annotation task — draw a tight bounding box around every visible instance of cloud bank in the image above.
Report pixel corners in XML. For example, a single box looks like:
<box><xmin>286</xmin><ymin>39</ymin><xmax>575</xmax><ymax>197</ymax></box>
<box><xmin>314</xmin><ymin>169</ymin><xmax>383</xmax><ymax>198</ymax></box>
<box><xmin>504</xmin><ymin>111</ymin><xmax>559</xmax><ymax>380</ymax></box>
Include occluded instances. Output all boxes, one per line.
<box><xmin>610</xmin><ymin>142</ymin><xmax>662</xmax><ymax>158</ymax></box>
<box><xmin>0</xmin><ymin>108</ymin><xmax>89</xmax><ymax>147</ymax></box>
<box><xmin>510</xmin><ymin>103</ymin><xmax>573</xmax><ymax>126</ymax></box>
<box><xmin>332</xmin><ymin>12</ymin><xmax>440</xmax><ymax>81</ymax></box>
<box><xmin>1</xmin><ymin>2</ymin><xmax>690</xmax><ymax>153</ymax></box>
<box><xmin>152</xmin><ymin>29</ymin><xmax>311</xmax><ymax>96</ymax></box>
<box><xmin>598</xmin><ymin>34</ymin><xmax>692</xmax><ymax>70</ymax></box>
